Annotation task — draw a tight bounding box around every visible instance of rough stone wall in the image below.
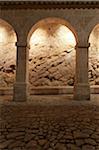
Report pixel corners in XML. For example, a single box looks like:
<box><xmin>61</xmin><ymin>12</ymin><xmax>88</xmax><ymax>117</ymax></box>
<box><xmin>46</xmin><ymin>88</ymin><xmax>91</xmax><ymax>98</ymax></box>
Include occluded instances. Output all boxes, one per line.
<box><xmin>0</xmin><ymin>20</ymin><xmax>99</xmax><ymax>88</ymax></box>
<box><xmin>89</xmin><ymin>24</ymin><xmax>99</xmax><ymax>85</ymax></box>
<box><xmin>29</xmin><ymin>23</ymin><xmax>76</xmax><ymax>87</ymax></box>
<box><xmin>0</xmin><ymin>21</ymin><xmax>16</xmax><ymax>87</ymax></box>
<box><xmin>0</xmin><ymin>8</ymin><xmax>99</xmax><ymax>89</ymax></box>
<box><xmin>0</xmin><ymin>22</ymin><xmax>76</xmax><ymax>88</ymax></box>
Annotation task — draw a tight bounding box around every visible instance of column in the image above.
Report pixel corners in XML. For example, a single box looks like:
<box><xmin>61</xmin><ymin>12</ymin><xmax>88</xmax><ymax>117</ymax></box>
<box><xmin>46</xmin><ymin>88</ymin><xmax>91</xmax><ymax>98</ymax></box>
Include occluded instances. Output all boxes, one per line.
<box><xmin>74</xmin><ymin>43</ymin><xmax>90</xmax><ymax>100</ymax></box>
<box><xmin>13</xmin><ymin>42</ymin><xmax>29</xmax><ymax>101</ymax></box>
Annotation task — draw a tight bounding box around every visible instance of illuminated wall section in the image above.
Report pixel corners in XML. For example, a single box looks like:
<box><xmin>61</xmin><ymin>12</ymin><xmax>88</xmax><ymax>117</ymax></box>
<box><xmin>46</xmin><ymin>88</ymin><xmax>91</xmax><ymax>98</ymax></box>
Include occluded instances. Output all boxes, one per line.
<box><xmin>89</xmin><ymin>24</ymin><xmax>99</xmax><ymax>85</ymax></box>
<box><xmin>0</xmin><ymin>19</ymin><xmax>16</xmax><ymax>87</ymax></box>
<box><xmin>29</xmin><ymin>22</ymin><xmax>76</xmax><ymax>87</ymax></box>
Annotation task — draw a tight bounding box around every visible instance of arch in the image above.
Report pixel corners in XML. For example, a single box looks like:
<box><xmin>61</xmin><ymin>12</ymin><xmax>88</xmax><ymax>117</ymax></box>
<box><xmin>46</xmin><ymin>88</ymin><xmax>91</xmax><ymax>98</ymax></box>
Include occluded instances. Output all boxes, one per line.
<box><xmin>27</xmin><ymin>17</ymin><xmax>77</xmax><ymax>88</ymax></box>
<box><xmin>0</xmin><ymin>18</ymin><xmax>17</xmax><ymax>88</ymax></box>
<box><xmin>0</xmin><ymin>18</ymin><xmax>18</xmax><ymax>41</ymax></box>
<box><xmin>89</xmin><ymin>24</ymin><xmax>99</xmax><ymax>48</ymax></box>
<box><xmin>27</xmin><ymin>17</ymin><xmax>78</xmax><ymax>44</ymax></box>
<box><xmin>87</xmin><ymin>15</ymin><xmax>99</xmax><ymax>43</ymax></box>
<box><xmin>88</xmin><ymin>23</ymin><xmax>99</xmax><ymax>86</ymax></box>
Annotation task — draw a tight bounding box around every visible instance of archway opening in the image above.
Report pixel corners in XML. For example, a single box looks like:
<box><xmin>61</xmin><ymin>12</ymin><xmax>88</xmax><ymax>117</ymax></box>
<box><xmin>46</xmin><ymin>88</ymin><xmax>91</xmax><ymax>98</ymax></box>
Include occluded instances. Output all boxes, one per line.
<box><xmin>89</xmin><ymin>24</ymin><xmax>99</xmax><ymax>88</ymax></box>
<box><xmin>0</xmin><ymin>19</ymin><xmax>17</xmax><ymax>88</ymax></box>
<box><xmin>28</xmin><ymin>18</ymin><xmax>76</xmax><ymax>94</ymax></box>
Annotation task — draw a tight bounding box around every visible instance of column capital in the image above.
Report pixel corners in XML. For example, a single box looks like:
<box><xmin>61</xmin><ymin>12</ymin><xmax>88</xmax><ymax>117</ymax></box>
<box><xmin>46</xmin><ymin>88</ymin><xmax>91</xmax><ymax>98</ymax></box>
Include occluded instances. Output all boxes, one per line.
<box><xmin>16</xmin><ymin>42</ymin><xmax>30</xmax><ymax>49</ymax></box>
<box><xmin>76</xmin><ymin>42</ymin><xmax>90</xmax><ymax>49</ymax></box>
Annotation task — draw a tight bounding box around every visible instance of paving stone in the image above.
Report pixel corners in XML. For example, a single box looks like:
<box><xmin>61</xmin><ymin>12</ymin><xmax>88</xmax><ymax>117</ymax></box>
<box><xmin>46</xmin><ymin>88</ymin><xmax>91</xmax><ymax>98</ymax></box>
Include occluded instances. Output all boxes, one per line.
<box><xmin>0</xmin><ymin>139</ymin><xmax>13</xmax><ymax>149</ymax></box>
<box><xmin>73</xmin><ymin>131</ymin><xmax>90</xmax><ymax>139</ymax></box>
<box><xmin>12</xmin><ymin>148</ymin><xmax>22</xmax><ymax>150</ymax></box>
<box><xmin>55</xmin><ymin>143</ymin><xmax>67</xmax><ymax>150</ymax></box>
<box><xmin>0</xmin><ymin>96</ymin><xmax>99</xmax><ymax>150</ymax></box>
<box><xmin>24</xmin><ymin>133</ymin><xmax>35</xmax><ymax>142</ymax></box>
<box><xmin>47</xmin><ymin>148</ymin><xmax>53</xmax><ymax>150</ymax></box>
<box><xmin>75</xmin><ymin>139</ymin><xmax>84</xmax><ymax>146</ymax></box>
<box><xmin>64</xmin><ymin>134</ymin><xmax>73</xmax><ymax>140</ymax></box>
<box><xmin>43</xmin><ymin>141</ymin><xmax>50</xmax><ymax>149</ymax></box>
<box><xmin>38</xmin><ymin>139</ymin><xmax>48</xmax><ymax>146</ymax></box>
<box><xmin>8</xmin><ymin>140</ymin><xmax>25</xmax><ymax>149</ymax></box>
<box><xmin>82</xmin><ymin>144</ymin><xmax>96</xmax><ymax>150</ymax></box>
<box><xmin>26</xmin><ymin>140</ymin><xmax>38</xmax><ymax>148</ymax></box>
<box><xmin>84</xmin><ymin>138</ymin><xmax>97</xmax><ymax>146</ymax></box>
<box><xmin>6</xmin><ymin>132</ymin><xmax>25</xmax><ymax>139</ymax></box>
<box><xmin>67</xmin><ymin>144</ymin><xmax>80</xmax><ymax>150</ymax></box>
<box><xmin>91</xmin><ymin>134</ymin><xmax>99</xmax><ymax>139</ymax></box>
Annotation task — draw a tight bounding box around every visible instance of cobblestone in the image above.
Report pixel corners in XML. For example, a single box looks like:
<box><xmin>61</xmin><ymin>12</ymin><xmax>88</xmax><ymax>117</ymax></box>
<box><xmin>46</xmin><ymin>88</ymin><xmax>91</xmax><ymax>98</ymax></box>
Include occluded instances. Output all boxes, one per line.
<box><xmin>0</xmin><ymin>95</ymin><xmax>99</xmax><ymax>149</ymax></box>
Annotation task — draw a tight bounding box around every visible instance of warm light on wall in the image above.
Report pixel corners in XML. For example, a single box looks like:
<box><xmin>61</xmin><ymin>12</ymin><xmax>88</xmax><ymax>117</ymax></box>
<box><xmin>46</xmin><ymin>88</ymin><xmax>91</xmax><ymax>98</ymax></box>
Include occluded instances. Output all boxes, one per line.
<box><xmin>30</xmin><ymin>24</ymin><xmax>76</xmax><ymax>51</ymax></box>
<box><xmin>30</xmin><ymin>28</ymin><xmax>48</xmax><ymax>46</ymax></box>
<box><xmin>56</xmin><ymin>25</ymin><xmax>76</xmax><ymax>46</ymax></box>
<box><xmin>0</xmin><ymin>20</ymin><xmax>16</xmax><ymax>87</ymax></box>
<box><xmin>0</xmin><ymin>27</ymin><xmax>7</xmax><ymax>44</ymax></box>
<box><xmin>29</xmin><ymin>22</ymin><xmax>76</xmax><ymax>87</ymax></box>
<box><xmin>89</xmin><ymin>24</ymin><xmax>99</xmax><ymax>59</ymax></box>
<box><xmin>89</xmin><ymin>25</ymin><xmax>99</xmax><ymax>48</ymax></box>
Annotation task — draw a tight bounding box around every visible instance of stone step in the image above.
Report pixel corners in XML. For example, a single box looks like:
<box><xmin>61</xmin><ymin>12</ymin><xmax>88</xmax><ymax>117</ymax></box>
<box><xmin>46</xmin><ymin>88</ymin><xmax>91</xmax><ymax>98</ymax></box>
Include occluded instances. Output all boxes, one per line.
<box><xmin>0</xmin><ymin>86</ymin><xmax>99</xmax><ymax>96</ymax></box>
<box><xmin>31</xmin><ymin>86</ymin><xmax>73</xmax><ymax>95</ymax></box>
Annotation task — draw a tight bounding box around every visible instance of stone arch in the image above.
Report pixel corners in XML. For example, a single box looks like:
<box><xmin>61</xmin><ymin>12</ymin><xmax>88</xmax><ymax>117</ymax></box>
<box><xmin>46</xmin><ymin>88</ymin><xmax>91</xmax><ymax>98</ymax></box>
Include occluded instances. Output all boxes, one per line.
<box><xmin>86</xmin><ymin>15</ymin><xmax>99</xmax><ymax>43</ymax></box>
<box><xmin>27</xmin><ymin>17</ymin><xmax>78</xmax><ymax>89</ymax></box>
<box><xmin>88</xmin><ymin>23</ymin><xmax>99</xmax><ymax>86</ymax></box>
<box><xmin>0</xmin><ymin>18</ymin><xmax>17</xmax><ymax>88</ymax></box>
<box><xmin>27</xmin><ymin>17</ymin><xmax>78</xmax><ymax>44</ymax></box>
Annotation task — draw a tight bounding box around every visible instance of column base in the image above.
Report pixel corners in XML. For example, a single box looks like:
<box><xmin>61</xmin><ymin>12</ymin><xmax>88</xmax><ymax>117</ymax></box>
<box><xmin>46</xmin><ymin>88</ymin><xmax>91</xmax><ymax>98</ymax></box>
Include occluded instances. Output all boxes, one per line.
<box><xmin>74</xmin><ymin>83</ymin><xmax>90</xmax><ymax>100</ymax></box>
<box><xmin>13</xmin><ymin>82</ymin><xmax>29</xmax><ymax>102</ymax></box>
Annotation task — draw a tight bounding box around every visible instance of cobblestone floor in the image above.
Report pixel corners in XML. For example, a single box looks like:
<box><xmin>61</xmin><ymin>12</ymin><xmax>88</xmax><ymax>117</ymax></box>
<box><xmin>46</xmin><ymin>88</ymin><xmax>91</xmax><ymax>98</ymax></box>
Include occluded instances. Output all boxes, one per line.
<box><xmin>0</xmin><ymin>95</ymin><xmax>99</xmax><ymax>150</ymax></box>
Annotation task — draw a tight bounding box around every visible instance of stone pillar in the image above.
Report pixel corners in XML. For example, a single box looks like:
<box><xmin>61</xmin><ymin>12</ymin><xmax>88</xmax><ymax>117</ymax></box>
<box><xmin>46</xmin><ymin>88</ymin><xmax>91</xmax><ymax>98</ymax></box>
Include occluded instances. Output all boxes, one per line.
<box><xmin>74</xmin><ymin>43</ymin><xmax>90</xmax><ymax>100</ymax></box>
<box><xmin>13</xmin><ymin>42</ymin><xmax>29</xmax><ymax>101</ymax></box>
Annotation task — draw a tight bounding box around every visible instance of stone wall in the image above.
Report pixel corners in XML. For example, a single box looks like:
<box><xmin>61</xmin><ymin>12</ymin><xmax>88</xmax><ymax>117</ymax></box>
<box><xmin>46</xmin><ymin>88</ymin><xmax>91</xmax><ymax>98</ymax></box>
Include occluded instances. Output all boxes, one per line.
<box><xmin>89</xmin><ymin>24</ymin><xmax>99</xmax><ymax>85</ymax></box>
<box><xmin>29</xmin><ymin>45</ymin><xmax>75</xmax><ymax>87</ymax></box>
<box><xmin>0</xmin><ymin>20</ymin><xmax>16</xmax><ymax>87</ymax></box>
<box><xmin>0</xmin><ymin>20</ymin><xmax>99</xmax><ymax>88</ymax></box>
<box><xmin>0</xmin><ymin>43</ymin><xmax>16</xmax><ymax>87</ymax></box>
<box><xmin>29</xmin><ymin>23</ymin><xmax>76</xmax><ymax>87</ymax></box>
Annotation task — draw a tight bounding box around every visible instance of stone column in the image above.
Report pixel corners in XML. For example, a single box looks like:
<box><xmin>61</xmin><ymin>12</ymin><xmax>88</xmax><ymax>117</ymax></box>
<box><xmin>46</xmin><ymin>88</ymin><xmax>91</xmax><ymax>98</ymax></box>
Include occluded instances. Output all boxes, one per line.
<box><xmin>13</xmin><ymin>42</ymin><xmax>29</xmax><ymax>101</ymax></box>
<box><xmin>74</xmin><ymin>43</ymin><xmax>90</xmax><ymax>100</ymax></box>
